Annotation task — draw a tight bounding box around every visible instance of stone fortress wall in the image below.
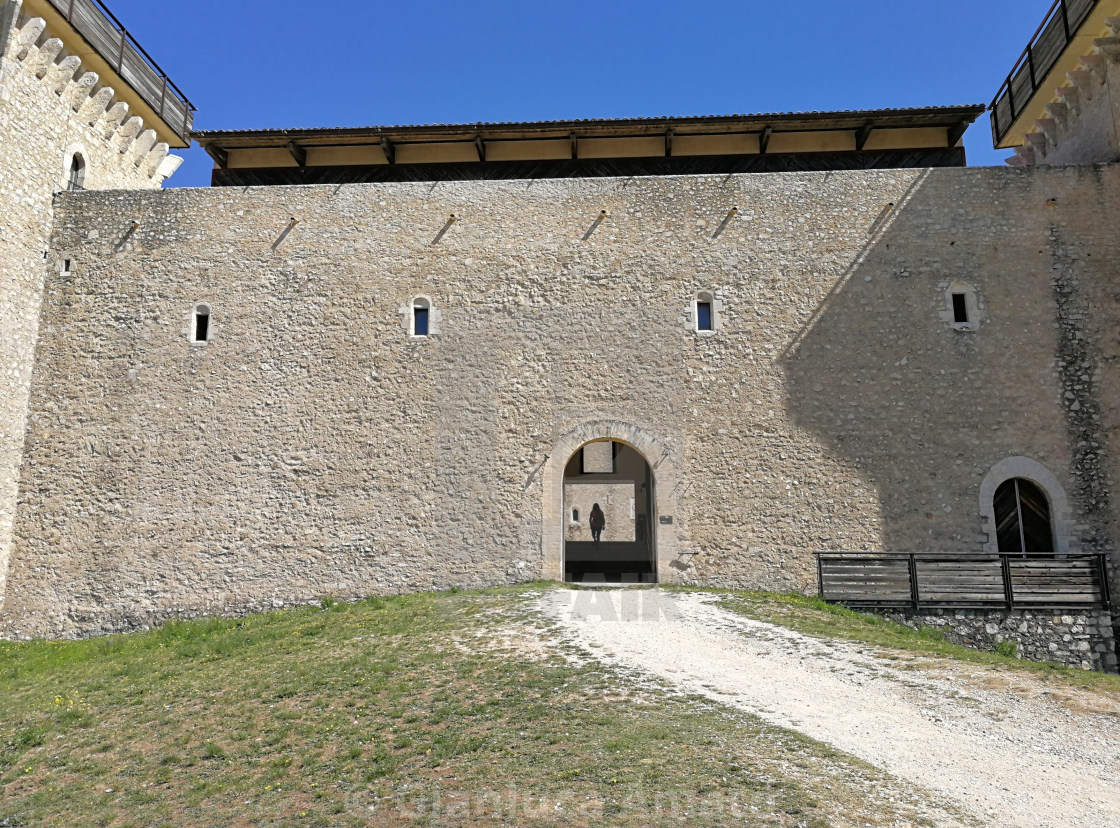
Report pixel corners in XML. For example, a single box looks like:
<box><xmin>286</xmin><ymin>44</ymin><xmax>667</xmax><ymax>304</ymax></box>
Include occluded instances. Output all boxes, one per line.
<box><xmin>1</xmin><ymin>164</ymin><xmax>1119</xmax><ymax>645</ymax></box>
<box><xmin>0</xmin><ymin>5</ymin><xmax>181</xmax><ymax>608</ymax></box>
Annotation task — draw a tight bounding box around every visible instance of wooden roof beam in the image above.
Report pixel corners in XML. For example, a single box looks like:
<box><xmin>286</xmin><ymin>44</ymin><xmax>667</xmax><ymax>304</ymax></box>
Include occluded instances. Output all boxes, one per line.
<box><xmin>570</xmin><ymin>132</ymin><xmax>578</xmax><ymax>160</ymax></box>
<box><xmin>665</xmin><ymin>128</ymin><xmax>674</xmax><ymax>157</ymax></box>
<box><xmin>380</xmin><ymin>136</ymin><xmax>395</xmax><ymax>165</ymax></box>
<box><xmin>474</xmin><ymin>135</ymin><xmax>486</xmax><ymax>162</ymax></box>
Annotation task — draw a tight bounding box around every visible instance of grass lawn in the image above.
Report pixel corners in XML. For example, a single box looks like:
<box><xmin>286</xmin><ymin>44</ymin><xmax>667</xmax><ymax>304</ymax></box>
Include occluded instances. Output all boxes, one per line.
<box><xmin>0</xmin><ymin>584</ymin><xmax>962</xmax><ymax>827</ymax></box>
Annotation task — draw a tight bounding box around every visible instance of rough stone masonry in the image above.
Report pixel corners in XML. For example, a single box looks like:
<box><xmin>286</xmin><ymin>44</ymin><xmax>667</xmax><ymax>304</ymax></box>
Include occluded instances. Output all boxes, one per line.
<box><xmin>0</xmin><ymin>7</ymin><xmax>180</xmax><ymax>611</ymax></box>
<box><xmin>1</xmin><ymin>0</ymin><xmax>1119</xmax><ymax>677</ymax></box>
<box><xmin>0</xmin><ymin>166</ymin><xmax>1118</xmax><ymax>670</ymax></box>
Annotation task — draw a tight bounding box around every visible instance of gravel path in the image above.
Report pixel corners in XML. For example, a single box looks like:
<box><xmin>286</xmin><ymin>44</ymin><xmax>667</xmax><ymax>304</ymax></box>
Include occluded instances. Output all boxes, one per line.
<box><xmin>539</xmin><ymin>588</ymin><xmax>1120</xmax><ymax>828</ymax></box>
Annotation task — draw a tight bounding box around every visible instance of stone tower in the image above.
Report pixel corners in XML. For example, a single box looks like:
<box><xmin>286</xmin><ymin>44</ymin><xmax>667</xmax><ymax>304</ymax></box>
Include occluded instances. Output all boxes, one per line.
<box><xmin>0</xmin><ymin>0</ymin><xmax>190</xmax><ymax>602</ymax></box>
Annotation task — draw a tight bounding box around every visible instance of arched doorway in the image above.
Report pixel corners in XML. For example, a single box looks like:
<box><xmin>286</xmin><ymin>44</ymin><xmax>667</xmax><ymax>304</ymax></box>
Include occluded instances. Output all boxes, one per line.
<box><xmin>562</xmin><ymin>440</ymin><xmax>656</xmax><ymax>583</ymax></box>
<box><xmin>979</xmin><ymin>457</ymin><xmax>1074</xmax><ymax>555</ymax></box>
<box><xmin>541</xmin><ymin>421</ymin><xmax>680</xmax><ymax>582</ymax></box>
<box><xmin>994</xmin><ymin>477</ymin><xmax>1054</xmax><ymax>554</ymax></box>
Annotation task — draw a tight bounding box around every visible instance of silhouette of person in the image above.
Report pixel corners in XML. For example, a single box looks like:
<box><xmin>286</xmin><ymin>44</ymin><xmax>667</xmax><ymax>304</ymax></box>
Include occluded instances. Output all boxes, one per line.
<box><xmin>589</xmin><ymin>502</ymin><xmax>605</xmax><ymax>544</ymax></box>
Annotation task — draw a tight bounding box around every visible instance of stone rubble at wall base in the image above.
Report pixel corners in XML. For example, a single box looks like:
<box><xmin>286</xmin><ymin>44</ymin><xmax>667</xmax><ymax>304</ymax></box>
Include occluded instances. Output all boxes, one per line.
<box><xmin>875</xmin><ymin>607</ymin><xmax>1118</xmax><ymax>672</ymax></box>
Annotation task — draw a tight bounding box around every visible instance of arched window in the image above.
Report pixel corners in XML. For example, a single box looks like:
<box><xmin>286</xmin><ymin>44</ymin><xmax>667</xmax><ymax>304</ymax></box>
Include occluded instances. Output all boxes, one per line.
<box><xmin>67</xmin><ymin>153</ymin><xmax>86</xmax><ymax>191</ymax></box>
<box><xmin>192</xmin><ymin>302</ymin><xmax>211</xmax><ymax>344</ymax></box>
<box><xmin>412</xmin><ymin>296</ymin><xmax>431</xmax><ymax>337</ymax></box>
<box><xmin>993</xmin><ymin>478</ymin><xmax>1054</xmax><ymax>554</ymax></box>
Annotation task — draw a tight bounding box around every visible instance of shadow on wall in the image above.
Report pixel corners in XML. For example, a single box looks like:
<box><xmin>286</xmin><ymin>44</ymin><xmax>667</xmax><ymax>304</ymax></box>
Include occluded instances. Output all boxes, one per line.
<box><xmin>781</xmin><ymin>168</ymin><xmax>1079</xmax><ymax>556</ymax></box>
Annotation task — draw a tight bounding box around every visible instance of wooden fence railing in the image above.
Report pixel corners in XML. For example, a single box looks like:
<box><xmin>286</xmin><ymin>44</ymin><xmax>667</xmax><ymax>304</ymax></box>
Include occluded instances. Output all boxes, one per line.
<box><xmin>44</xmin><ymin>0</ymin><xmax>194</xmax><ymax>140</ymax></box>
<box><xmin>990</xmin><ymin>0</ymin><xmax>1098</xmax><ymax>146</ymax></box>
<box><xmin>816</xmin><ymin>553</ymin><xmax>1111</xmax><ymax>611</ymax></box>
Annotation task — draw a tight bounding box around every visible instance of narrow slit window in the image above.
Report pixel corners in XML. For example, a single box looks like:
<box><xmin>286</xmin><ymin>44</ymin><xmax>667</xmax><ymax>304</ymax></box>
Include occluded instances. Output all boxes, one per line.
<box><xmin>952</xmin><ymin>292</ymin><xmax>968</xmax><ymax>324</ymax></box>
<box><xmin>697</xmin><ymin>301</ymin><xmax>713</xmax><ymax>331</ymax></box>
<box><xmin>68</xmin><ymin>155</ymin><xmax>84</xmax><ymax>191</ymax></box>
<box><xmin>193</xmin><ymin>304</ymin><xmax>211</xmax><ymax>343</ymax></box>
<box><xmin>572</xmin><ymin>508</ymin><xmax>580</xmax><ymax>523</ymax></box>
<box><xmin>413</xmin><ymin>305</ymin><xmax>429</xmax><ymax>336</ymax></box>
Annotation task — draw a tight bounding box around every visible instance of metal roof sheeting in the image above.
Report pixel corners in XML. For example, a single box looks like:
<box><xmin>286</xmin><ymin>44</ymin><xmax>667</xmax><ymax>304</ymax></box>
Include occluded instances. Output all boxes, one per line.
<box><xmin>193</xmin><ymin>105</ymin><xmax>986</xmax><ymax>142</ymax></box>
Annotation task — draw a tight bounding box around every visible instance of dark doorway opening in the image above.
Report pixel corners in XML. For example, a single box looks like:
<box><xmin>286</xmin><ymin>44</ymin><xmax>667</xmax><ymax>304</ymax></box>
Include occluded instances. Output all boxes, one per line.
<box><xmin>563</xmin><ymin>441</ymin><xmax>656</xmax><ymax>583</ymax></box>
<box><xmin>994</xmin><ymin>477</ymin><xmax>1054</xmax><ymax>554</ymax></box>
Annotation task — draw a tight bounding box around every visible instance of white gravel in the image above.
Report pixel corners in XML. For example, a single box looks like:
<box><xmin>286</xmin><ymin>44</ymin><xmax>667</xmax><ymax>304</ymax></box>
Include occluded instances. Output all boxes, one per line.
<box><xmin>539</xmin><ymin>588</ymin><xmax>1120</xmax><ymax>828</ymax></box>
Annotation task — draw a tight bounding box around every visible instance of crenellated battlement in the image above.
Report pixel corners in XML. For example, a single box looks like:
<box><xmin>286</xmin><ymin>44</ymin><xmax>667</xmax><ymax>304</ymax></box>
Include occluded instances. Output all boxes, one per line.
<box><xmin>5</xmin><ymin>13</ymin><xmax>181</xmax><ymax>183</ymax></box>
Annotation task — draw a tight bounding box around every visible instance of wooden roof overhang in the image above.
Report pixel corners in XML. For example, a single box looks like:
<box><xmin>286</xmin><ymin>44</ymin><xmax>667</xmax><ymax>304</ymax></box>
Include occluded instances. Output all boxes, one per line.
<box><xmin>193</xmin><ymin>106</ymin><xmax>986</xmax><ymax>186</ymax></box>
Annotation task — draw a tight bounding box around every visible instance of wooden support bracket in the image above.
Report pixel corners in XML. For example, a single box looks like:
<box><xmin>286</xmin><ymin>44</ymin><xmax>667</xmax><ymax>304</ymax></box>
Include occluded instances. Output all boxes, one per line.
<box><xmin>205</xmin><ymin>144</ymin><xmax>228</xmax><ymax>169</ymax></box>
<box><xmin>856</xmin><ymin>123</ymin><xmax>873</xmax><ymax>151</ymax></box>
<box><xmin>947</xmin><ymin>120</ymin><xmax>969</xmax><ymax>148</ymax></box>
<box><xmin>287</xmin><ymin>141</ymin><xmax>306</xmax><ymax>168</ymax></box>
<box><xmin>380</xmin><ymin>136</ymin><xmax>395</xmax><ymax>165</ymax></box>
<box><xmin>474</xmin><ymin>135</ymin><xmax>486</xmax><ymax>162</ymax></box>
<box><xmin>759</xmin><ymin>126</ymin><xmax>772</xmax><ymax>155</ymax></box>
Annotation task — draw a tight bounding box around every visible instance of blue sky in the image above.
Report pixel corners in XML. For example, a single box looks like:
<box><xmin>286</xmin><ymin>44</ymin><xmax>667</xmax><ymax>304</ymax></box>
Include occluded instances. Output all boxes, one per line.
<box><xmin>105</xmin><ymin>0</ymin><xmax>1049</xmax><ymax>187</ymax></box>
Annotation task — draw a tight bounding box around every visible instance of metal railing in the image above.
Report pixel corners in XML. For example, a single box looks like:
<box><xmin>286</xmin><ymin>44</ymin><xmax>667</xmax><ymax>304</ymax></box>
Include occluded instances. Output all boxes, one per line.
<box><xmin>44</xmin><ymin>0</ymin><xmax>194</xmax><ymax>140</ymax></box>
<box><xmin>817</xmin><ymin>552</ymin><xmax>1112</xmax><ymax>611</ymax></box>
<box><xmin>990</xmin><ymin>0</ymin><xmax>1099</xmax><ymax>146</ymax></box>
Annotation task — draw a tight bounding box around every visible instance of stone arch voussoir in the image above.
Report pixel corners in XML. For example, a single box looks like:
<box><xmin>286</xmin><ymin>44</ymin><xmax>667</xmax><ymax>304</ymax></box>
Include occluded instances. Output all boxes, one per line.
<box><xmin>979</xmin><ymin>456</ymin><xmax>1077</xmax><ymax>554</ymax></box>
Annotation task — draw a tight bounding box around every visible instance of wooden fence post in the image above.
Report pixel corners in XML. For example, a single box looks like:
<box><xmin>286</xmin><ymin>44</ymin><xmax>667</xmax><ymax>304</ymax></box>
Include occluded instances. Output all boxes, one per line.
<box><xmin>1001</xmin><ymin>556</ymin><xmax>1016</xmax><ymax>610</ymax></box>
<box><xmin>908</xmin><ymin>554</ymin><xmax>920</xmax><ymax>612</ymax></box>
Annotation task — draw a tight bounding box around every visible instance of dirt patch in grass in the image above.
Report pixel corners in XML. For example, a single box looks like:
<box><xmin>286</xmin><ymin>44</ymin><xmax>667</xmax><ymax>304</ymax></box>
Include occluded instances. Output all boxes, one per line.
<box><xmin>542</xmin><ymin>588</ymin><xmax>1120</xmax><ymax>827</ymax></box>
<box><xmin>683</xmin><ymin>588</ymin><xmax>1120</xmax><ymax>699</ymax></box>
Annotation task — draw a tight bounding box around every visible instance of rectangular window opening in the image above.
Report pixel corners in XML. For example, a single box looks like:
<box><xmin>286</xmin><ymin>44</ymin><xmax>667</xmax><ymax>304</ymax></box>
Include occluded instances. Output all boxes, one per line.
<box><xmin>63</xmin><ymin>259</ymin><xmax>71</xmax><ymax>272</ymax></box>
<box><xmin>195</xmin><ymin>313</ymin><xmax>209</xmax><ymax>342</ymax></box>
<box><xmin>952</xmin><ymin>293</ymin><xmax>968</xmax><ymax>324</ymax></box>
<box><xmin>697</xmin><ymin>301</ymin><xmax>713</xmax><ymax>331</ymax></box>
<box><xmin>414</xmin><ymin>307</ymin><xmax>430</xmax><ymax>336</ymax></box>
